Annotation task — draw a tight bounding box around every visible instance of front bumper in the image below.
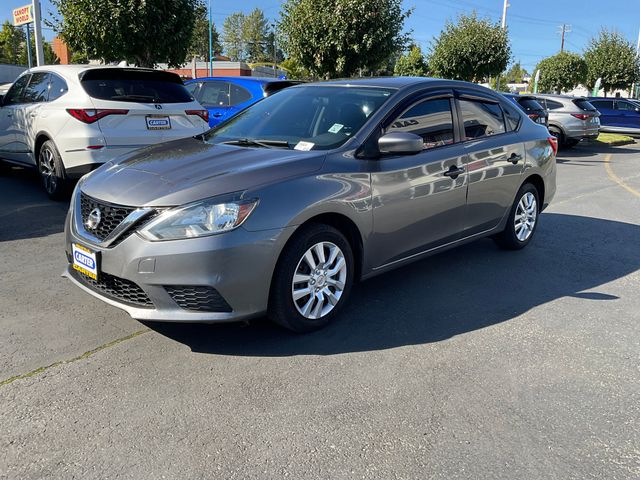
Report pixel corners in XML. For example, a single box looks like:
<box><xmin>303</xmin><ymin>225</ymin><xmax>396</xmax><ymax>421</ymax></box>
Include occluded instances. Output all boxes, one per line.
<box><xmin>64</xmin><ymin>210</ymin><xmax>294</xmax><ymax>323</ymax></box>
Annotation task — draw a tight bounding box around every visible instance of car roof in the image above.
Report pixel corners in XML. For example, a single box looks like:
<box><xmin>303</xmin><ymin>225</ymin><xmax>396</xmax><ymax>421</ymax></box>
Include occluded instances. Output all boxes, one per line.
<box><xmin>24</xmin><ymin>64</ymin><xmax>162</xmax><ymax>80</ymax></box>
<box><xmin>535</xmin><ymin>93</ymin><xmax>588</xmax><ymax>101</ymax></box>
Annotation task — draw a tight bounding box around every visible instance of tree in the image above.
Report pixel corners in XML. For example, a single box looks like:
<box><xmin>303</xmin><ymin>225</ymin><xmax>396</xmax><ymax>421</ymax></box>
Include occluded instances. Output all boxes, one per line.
<box><xmin>394</xmin><ymin>45</ymin><xmax>428</xmax><ymax>76</ymax></box>
<box><xmin>280</xmin><ymin>57</ymin><xmax>312</xmax><ymax>80</ymax></box>
<box><xmin>535</xmin><ymin>52</ymin><xmax>587</xmax><ymax>94</ymax></box>
<box><xmin>584</xmin><ymin>29</ymin><xmax>640</xmax><ymax>95</ymax></box>
<box><xmin>223</xmin><ymin>12</ymin><xmax>245</xmax><ymax>61</ymax></box>
<box><xmin>489</xmin><ymin>61</ymin><xmax>528</xmax><ymax>90</ymax></box>
<box><xmin>19</xmin><ymin>35</ymin><xmax>59</xmax><ymax>66</ymax></box>
<box><xmin>279</xmin><ymin>0</ymin><xmax>410</xmax><ymax>79</ymax></box>
<box><xmin>50</xmin><ymin>0</ymin><xmax>198</xmax><ymax>67</ymax></box>
<box><xmin>243</xmin><ymin>8</ymin><xmax>270</xmax><ymax>63</ymax></box>
<box><xmin>429</xmin><ymin>13</ymin><xmax>510</xmax><ymax>82</ymax></box>
<box><xmin>0</xmin><ymin>21</ymin><xmax>26</xmax><ymax>65</ymax></box>
<box><xmin>187</xmin><ymin>0</ymin><xmax>222</xmax><ymax>60</ymax></box>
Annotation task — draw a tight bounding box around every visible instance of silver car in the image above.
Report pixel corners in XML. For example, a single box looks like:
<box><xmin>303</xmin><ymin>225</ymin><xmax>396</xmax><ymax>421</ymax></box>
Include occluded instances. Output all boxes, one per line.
<box><xmin>64</xmin><ymin>78</ymin><xmax>557</xmax><ymax>332</ymax></box>
<box><xmin>533</xmin><ymin>94</ymin><xmax>600</xmax><ymax>148</ymax></box>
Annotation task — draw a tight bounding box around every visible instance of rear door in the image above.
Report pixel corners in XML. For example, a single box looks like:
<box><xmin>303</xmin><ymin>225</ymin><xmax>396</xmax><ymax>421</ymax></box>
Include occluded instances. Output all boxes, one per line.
<box><xmin>0</xmin><ymin>74</ymin><xmax>31</xmax><ymax>162</ymax></box>
<box><xmin>455</xmin><ymin>90</ymin><xmax>525</xmax><ymax>235</ymax></box>
<box><xmin>590</xmin><ymin>99</ymin><xmax>615</xmax><ymax>127</ymax></box>
<box><xmin>80</xmin><ymin>68</ymin><xmax>207</xmax><ymax>149</ymax></box>
<box><xmin>16</xmin><ymin>72</ymin><xmax>51</xmax><ymax>165</ymax></box>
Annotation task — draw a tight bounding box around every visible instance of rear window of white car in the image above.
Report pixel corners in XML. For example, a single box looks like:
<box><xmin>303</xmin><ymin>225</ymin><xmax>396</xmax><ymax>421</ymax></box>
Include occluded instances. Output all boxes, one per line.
<box><xmin>80</xmin><ymin>68</ymin><xmax>194</xmax><ymax>104</ymax></box>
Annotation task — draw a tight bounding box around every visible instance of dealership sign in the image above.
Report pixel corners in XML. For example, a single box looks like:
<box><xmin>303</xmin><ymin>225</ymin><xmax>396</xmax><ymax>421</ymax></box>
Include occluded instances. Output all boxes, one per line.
<box><xmin>13</xmin><ymin>4</ymin><xmax>34</xmax><ymax>26</ymax></box>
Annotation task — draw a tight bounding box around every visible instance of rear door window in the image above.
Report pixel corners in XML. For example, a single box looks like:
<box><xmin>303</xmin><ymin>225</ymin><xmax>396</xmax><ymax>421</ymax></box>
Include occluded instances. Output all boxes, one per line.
<box><xmin>80</xmin><ymin>69</ymin><xmax>193</xmax><ymax>103</ymax></box>
<box><xmin>229</xmin><ymin>84</ymin><xmax>252</xmax><ymax>105</ymax></box>
<box><xmin>196</xmin><ymin>80</ymin><xmax>231</xmax><ymax>107</ymax></box>
<box><xmin>501</xmin><ymin>100</ymin><xmax>522</xmax><ymax>131</ymax></box>
<box><xmin>22</xmin><ymin>72</ymin><xmax>51</xmax><ymax>103</ymax></box>
<box><xmin>517</xmin><ymin>98</ymin><xmax>544</xmax><ymax>112</ymax></box>
<box><xmin>387</xmin><ymin>97</ymin><xmax>455</xmax><ymax>150</ymax></box>
<box><xmin>545</xmin><ymin>100</ymin><xmax>564</xmax><ymax>110</ymax></box>
<box><xmin>591</xmin><ymin>100</ymin><xmax>614</xmax><ymax>110</ymax></box>
<box><xmin>459</xmin><ymin>99</ymin><xmax>506</xmax><ymax>140</ymax></box>
<box><xmin>3</xmin><ymin>74</ymin><xmax>30</xmax><ymax>106</ymax></box>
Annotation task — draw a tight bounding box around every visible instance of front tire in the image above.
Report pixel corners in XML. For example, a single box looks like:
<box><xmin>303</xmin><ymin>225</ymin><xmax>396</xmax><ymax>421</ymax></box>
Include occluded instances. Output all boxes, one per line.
<box><xmin>494</xmin><ymin>183</ymin><xmax>540</xmax><ymax>250</ymax></box>
<box><xmin>38</xmin><ymin>140</ymin><xmax>68</xmax><ymax>200</ymax></box>
<box><xmin>268</xmin><ymin>224</ymin><xmax>354</xmax><ymax>333</ymax></box>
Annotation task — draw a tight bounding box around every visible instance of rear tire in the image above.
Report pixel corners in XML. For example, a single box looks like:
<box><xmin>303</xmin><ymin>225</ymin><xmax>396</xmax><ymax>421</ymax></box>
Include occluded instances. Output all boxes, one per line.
<box><xmin>494</xmin><ymin>183</ymin><xmax>540</xmax><ymax>251</ymax></box>
<box><xmin>268</xmin><ymin>223</ymin><xmax>354</xmax><ymax>333</ymax></box>
<box><xmin>38</xmin><ymin>140</ymin><xmax>68</xmax><ymax>200</ymax></box>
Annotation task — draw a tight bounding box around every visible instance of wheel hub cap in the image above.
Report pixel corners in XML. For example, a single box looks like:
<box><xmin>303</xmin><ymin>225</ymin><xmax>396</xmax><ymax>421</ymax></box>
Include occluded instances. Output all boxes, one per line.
<box><xmin>291</xmin><ymin>241</ymin><xmax>347</xmax><ymax>320</ymax></box>
<box><xmin>514</xmin><ymin>192</ymin><xmax>537</xmax><ymax>242</ymax></box>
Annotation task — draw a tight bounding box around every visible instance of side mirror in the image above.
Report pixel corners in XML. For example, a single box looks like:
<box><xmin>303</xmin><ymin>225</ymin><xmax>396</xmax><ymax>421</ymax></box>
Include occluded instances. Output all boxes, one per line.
<box><xmin>378</xmin><ymin>132</ymin><xmax>424</xmax><ymax>155</ymax></box>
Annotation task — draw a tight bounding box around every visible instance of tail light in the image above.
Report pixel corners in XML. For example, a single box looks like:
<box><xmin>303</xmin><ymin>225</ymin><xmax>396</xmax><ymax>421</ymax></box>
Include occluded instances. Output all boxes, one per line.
<box><xmin>548</xmin><ymin>136</ymin><xmax>558</xmax><ymax>156</ymax></box>
<box><xmin>571</xmin><ymin>113</ymin><xmax>590</xmax><ymax>121</ymax></box>
<box><xmin>528</xmin><ymin>114</ymin><xmax>540</xmax><ymax>120</ymax></box>
<box><xmin>67</xmin><ymin>109</ymin><xmax>129</xmax><ymax>124</ymax></box>
<box><xmin>186</xmin><ymin>109</ymin><xmax>209</xmax><ymax>123</ymax></box>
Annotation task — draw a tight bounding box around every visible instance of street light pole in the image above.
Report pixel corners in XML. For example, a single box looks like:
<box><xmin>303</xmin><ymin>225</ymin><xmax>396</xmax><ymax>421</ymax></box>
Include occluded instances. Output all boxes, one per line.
<box><xmin>208</xmin><ymin>0</ymin><xmax>213</xmax><ymax>77</ymax></box>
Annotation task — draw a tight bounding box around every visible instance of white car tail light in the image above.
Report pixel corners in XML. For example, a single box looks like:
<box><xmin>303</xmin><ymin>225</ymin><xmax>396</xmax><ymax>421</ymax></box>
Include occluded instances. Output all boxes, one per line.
<box><xmin>67</xmin><ymin>108</ymin><xmax>129</xmax><ymax>124</ymax></box>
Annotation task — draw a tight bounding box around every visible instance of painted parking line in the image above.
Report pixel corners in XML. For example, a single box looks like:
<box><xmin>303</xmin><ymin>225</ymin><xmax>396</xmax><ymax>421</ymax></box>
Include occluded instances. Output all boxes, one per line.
<box><xmin>0</xmin><ymin>329</ymin><xmax>149</xmax><ymax>388</ymax></box>
<box><xmin>604</xmin><ymin>153</ymin><xmax>640</xmax><ymax>199</ymax></box>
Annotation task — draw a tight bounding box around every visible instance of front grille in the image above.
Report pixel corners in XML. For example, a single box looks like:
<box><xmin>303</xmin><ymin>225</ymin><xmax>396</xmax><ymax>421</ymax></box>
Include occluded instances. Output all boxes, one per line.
<box><xmin>80</xmin><ymin>193</ymin><xmax>136</xmax><ymax>241</ymax></box>
<box><xmin>165</xmin><ymin>286</ymin><xmax>232</xmax><ymax>312</ymax></box>
<box><xmin>71</xmin><ymin>268</ymin><xmax>154</xmax><ymax>308</ymax></box>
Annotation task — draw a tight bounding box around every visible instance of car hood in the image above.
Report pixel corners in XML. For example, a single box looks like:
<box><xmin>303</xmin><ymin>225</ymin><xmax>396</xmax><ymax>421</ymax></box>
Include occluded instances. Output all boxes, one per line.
<box><xmin>81</xmin><ymin>137</ymin><xmax>325</xmax><ymax>207</ymax></box>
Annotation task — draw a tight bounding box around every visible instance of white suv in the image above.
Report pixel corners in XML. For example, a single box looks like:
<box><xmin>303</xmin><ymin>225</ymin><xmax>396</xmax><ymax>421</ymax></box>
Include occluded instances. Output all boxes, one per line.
<box><xmin>0</xmin><ymin>65</ymin><xmax>210</xmax><ymax>198</ymax></box>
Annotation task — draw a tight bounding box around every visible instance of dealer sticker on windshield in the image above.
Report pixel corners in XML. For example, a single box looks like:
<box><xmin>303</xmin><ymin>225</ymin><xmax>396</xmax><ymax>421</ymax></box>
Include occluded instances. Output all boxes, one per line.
<box><xmin>328</xmin><ymin>123</ymin><xmax>344</xmax><ymax>134</ymax></box>
<box><xmin>294</xmin><ymin>141</ymin><xmax>315</xmax><ymax>151</ymax></box>
<box><xmin>72</xmin><ymin>243</ymin><xmax>99</xmax><ymax>280</ymax></box>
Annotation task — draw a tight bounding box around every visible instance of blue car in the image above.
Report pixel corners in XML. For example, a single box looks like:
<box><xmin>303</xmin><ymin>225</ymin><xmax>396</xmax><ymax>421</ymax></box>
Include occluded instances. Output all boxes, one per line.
<box><xmin>184</xmin><ymin>77</ymin><xmax>301</xmax><ymax>127</ymax></box>
<box><xmin>589</xmin><ymin>97</ymin><xmax>640</xmax><ymax>135</ymax></box>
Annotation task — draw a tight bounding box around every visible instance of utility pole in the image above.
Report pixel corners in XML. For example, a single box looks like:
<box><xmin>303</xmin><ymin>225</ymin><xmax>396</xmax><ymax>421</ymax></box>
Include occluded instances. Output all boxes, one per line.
<box><xmin>496</xmin><ymin>0</ymin><xmax>509</xmax><ymax>91</ymax></box>
<box><xmin>558</xmin><ymin>24</ymin><xmax>571</xmax><ymax>53</ymax></box>
<box><xmin>208</xmin><ymin>0</ymin><xmax>213</xmax><ymax>76</ymax></box>
<box><xmin>501</xmin><ymin>0</ymin><xmax>509</xmax><ymax>30</ymax></box>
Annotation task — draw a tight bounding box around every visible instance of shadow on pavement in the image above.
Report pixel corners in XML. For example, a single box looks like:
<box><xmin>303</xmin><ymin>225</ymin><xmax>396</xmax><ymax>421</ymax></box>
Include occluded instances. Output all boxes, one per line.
<box><xmin>556</xmin><ymin>142</ymin><xmax>638</xmax><ymax>163</ymax></box>
<box><xmin>147</xmin><ymin>213</ymin><xmax>640</xmax><ymax>356</ymax></box>
<box><xmin>0</xmin><ymin>166</ymin><xmax>70</xmax><ymax>242</ymax></box>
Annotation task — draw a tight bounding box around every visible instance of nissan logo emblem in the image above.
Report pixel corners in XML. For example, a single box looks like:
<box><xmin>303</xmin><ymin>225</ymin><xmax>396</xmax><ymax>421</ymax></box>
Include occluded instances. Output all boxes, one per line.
<box><xmin>85</xmin><ymin>207</ymin><xmax>102</xmax><ymax>230</ymax></box>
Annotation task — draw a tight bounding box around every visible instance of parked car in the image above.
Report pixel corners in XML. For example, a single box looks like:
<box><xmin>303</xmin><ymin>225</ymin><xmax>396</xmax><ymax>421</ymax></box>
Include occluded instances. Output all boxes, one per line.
<box><xmin>502</xmin><ymin>93</ymin><xmax>548</xmax><ymax>127</ymax></box>
<box><xmin>532</xmin><ymin>94</ymin><xmax>600</xmax><ymax>148</ymax></box>
<box><xmin>184</xmin><ymin>76</ymin><xmax>301</xmax><ymax>127</ymax></box>
<box><xmin>588</xmin><ymin>97</ymin><xmax>640</xmax><ymax>135</ymax></box>
<box><xmin>64</xmin><ymin>78</ymin><xmax>557</xmax><ymax>333</ymax></box>
<box><xmin>0</xmin><ymin>65</ymin><xmax>210</xmax><ymax>198</ymax></box>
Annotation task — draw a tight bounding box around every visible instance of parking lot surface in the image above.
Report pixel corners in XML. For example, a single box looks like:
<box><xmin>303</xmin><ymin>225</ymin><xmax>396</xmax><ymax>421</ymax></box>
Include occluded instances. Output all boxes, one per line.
<box><xmin>1</xmin><ymin>143</ymin><xmax>639</xmax><ymax>479</ymax></box>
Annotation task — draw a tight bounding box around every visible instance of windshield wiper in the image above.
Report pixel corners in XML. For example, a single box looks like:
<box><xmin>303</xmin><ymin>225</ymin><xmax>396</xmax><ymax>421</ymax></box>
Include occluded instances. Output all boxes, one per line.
<box><xmin>111</xmin><ymin>94</ymin><xmax>158</xmax><ymax>103</ymax></box>
<box><xmin>221</xmin><ymin>138</ymin><xmax>290</xmax><ymax>149</ymax></box>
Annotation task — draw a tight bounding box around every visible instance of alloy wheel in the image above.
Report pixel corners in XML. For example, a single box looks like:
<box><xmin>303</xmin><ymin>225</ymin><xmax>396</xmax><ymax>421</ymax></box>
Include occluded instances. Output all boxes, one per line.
<box><xmin>291</xmin><ymin>241</ymin><xmax>347</xmax><ymax>320</ymax></box>
<box><xmin>514</xmin><ymin>192</ymin><xmax>537</xmax><ymax>242</ymax></box>
<box><xmin>39</xmin><ymin>147</ymin><xmax>57</xmax><ymax>194</ymax></box>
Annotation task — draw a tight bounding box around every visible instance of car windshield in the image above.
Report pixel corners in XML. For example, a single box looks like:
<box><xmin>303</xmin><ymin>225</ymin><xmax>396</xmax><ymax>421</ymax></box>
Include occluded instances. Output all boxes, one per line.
<box><xmin>204</xmin><ymin>85</ymin><xmax>396</xmax><ymax>150</ymax></box>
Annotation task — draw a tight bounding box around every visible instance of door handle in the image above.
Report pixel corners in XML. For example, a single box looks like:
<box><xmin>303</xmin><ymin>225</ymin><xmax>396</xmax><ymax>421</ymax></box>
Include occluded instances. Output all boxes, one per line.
<box><xmin>508</xmin><ymin>153</ymin><xmax>522</xmax><ymax>164</ymax></box>
<box><xmin>212</xmin><ymin>113</ymin><xmax>223</xmax><ymax>118</ymax></box>
<box><xmin>443</xmin><ymin>165</ymin><xmax>465</xmax><ymax>179</ymax></box>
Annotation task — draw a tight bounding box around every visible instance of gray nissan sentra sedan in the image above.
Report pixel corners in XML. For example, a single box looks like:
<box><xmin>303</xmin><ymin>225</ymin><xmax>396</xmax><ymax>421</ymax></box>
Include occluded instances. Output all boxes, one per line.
<box><xmin>64</xmin><ymin>77</ymin><xmax>557</xmax><ymax>332</ymax></box>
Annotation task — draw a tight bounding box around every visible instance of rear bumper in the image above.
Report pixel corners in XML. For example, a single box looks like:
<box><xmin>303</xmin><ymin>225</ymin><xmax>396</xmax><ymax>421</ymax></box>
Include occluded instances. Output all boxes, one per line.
<box><xmin>61</xmin><ymin>146</ymin><xmax>147</xmax><ymax>178</ymax></box>
<box><xmin>564</xmin><ymin>125</ymin><xmax>600</xmax><ymax>140</ymax></box>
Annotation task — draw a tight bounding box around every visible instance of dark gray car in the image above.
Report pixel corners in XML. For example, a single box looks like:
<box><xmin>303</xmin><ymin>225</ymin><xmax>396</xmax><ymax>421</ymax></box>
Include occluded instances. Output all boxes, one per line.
<box><xmin>64</xmin><ymin>78</ymin><xmax>557</xmax><ymax>332</ymax></box>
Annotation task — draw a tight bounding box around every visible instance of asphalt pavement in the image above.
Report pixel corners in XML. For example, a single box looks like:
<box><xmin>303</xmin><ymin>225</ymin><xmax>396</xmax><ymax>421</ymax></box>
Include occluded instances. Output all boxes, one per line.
<box><xmin>1</xmin><ymin>142</ymin><xmax>639</xmax><ymax>479</ymax></box>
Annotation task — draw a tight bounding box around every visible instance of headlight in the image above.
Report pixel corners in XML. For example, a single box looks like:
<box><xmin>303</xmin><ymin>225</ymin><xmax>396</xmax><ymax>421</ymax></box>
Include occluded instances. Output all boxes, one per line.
<box><xmin>138</xmin><ymin>197</ymin><xmax>258</xmax><ymax>241</ymax></box>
